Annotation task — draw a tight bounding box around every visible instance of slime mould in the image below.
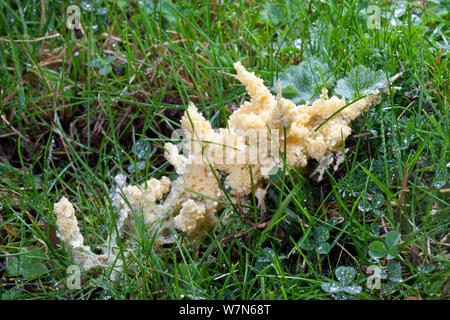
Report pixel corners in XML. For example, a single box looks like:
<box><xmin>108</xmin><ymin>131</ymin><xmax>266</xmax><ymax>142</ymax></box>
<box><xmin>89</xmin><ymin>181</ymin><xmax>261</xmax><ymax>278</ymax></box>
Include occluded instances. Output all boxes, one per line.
<box><xmin>53</xmin><ymin>61</ymin><xmax>399</xmax><ymax>271</ymax></box>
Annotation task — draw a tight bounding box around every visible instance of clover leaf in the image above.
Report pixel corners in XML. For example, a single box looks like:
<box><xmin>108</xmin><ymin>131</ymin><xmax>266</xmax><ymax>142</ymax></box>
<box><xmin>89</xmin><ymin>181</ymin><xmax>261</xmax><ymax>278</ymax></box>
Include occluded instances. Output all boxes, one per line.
<box><xmin>298</xmin><ymin>219</ymin><xmax>337</xmax><ymax>254</ymax></box>
<box><xmin>369</xmin><ymin>231</ymin><xmax>401</xmax><ymax>260</ymax></box>
<box><xmin>90</xmin><ymin>55</ymin><xmax>117</xmax><ymax>76</ymax></box>
<box><xmin>258</xmin><ymin>4</ymin><xmax>283</xmax><ymax>26</ymax></box>
<box><xmin>321</xmin><ymin>266</ymin><xmax>362</xmax><ymax>299</ymax></box>
<box><xmin>6</xmin><ymin>249</ymin><xmax>49</xmax><ymax>279</ymax></box>
<box><xmin>335</xmin><ymin>266</ymin><xmax>357</xmax><ymax>286</ymax></box>
<box><xmin>387</xmin><ymin>263</ymin><xmax>403</xmax><ymax>283</ymax></box>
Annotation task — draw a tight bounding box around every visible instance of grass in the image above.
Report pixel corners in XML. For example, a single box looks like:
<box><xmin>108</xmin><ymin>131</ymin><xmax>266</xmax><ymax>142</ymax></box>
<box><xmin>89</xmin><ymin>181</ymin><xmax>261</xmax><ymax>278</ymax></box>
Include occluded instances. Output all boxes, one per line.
<box><xmin>0</xmin><ymin>0</ymin><xmax>448</xmax><ymax>300</ymax></box>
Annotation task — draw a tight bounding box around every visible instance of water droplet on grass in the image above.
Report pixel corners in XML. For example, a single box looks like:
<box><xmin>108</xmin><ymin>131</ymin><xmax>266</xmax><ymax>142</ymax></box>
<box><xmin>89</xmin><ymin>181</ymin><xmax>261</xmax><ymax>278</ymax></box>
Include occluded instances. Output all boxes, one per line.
<box><xmin>400</xmin><ymin>135</ymin><xmax>413</xmax><ymax>150</ymax></box>
<box><xmin>433</xmin><ymin>168</ymin><xmax>447</xmax><ymax>188</ymax></box>
<box><xmin>411</xmin><ymin>12</ymin><xmax>422</xmax><ymax>25</ymax></box>
<box><xmin>433</xmin><ymin>180</ymin><xmax>446</xmax><ymax>189</ymax></box>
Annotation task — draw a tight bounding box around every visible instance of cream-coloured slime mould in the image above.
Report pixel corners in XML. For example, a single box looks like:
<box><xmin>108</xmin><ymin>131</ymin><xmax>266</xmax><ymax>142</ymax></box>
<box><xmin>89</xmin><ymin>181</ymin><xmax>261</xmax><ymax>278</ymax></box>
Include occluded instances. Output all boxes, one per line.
<box><xmin>53</xmin><ymin>61</ymin><xmax>399</xmax><ymax>274</ymax></box>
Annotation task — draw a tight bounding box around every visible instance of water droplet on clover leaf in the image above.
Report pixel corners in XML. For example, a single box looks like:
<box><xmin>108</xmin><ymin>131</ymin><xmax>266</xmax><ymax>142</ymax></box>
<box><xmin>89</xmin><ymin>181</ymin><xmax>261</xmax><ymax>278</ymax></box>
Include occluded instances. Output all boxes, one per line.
<box><xmin>134</xmin><ymin>138</ymin><xmax>151</xmax><ymax>159</ymax></box>
<box><xmin>97</xmin><ymin>7</ymin><xmax>108</xmax><ymax>15</ymax></box>
<box><xmin>335</xmin><ymin>266</ymin><xmax>356</xmax><ymax>286</ymax></box>
<box><xmin>315</xmin><ymin>242</ymin><xmax>332</xmax><ymax>254</ymax></box>
<box><xmin>358</xmin><ymin>199</ymin><xmax>373</xmax><ymax>212</ymax></box>
<box><xmin>321</xmin><ymin>282</ymin><xmax>343</xmax><ymax>293</ymax></box>
<box><xmin>313</xmin><ymin>226</ymin><xmax>330</xmax><ymax>242</ymax></box>
<box><xmin>343</xmin><ymin>285</ymin><xmax>362</xmax><ymax>295</ymax></box>
<box><xmin>373</xmin><ymin>209</ymin><xmax>384</xmax><ymax>217</ymax></box>
<box><xmin>372</xmin><ymin>193</ymin><xmax>385</xmax><ymax>208</ymax></box>
<box><xmin>81</xmin><ymin>1</ymin><xmax>93</xmax><ymax>12</ymax></box>
<box><xmin>394</xmin><ymin>1</ymin><xmax>408</xmax><ymax>18</ymax></box>
<box><xmin>388</xmin><ymin>263</ymin><xmax>403</xmax><ymax>283</ymax></box>
<box><xmin>90</xmin><ymin>58</ymin><xmax>103</xmax><ymax>68</ymax></box>
<box><xmin>99</xmin><ymin>65</ymin><xmax>112</xmax><ymax>76</ymax></box>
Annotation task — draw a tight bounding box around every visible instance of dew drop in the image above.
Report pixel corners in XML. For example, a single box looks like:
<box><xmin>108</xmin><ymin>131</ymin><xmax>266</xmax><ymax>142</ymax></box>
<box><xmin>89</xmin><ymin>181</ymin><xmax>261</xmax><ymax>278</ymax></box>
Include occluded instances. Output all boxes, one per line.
<box><xmin>343</xmin><ymin>285</ymin><xmax>362</xmax><ymax>295</ymax></box>
<box><xmin>97</xmin><ymin>7</ymin><xmax>108</xmax><ymax>15</ymax></box>
<box><xmin>394</xmin><ymin>1</ymin><xmax>407</xmax><ymax>18</ymax></box>
<box><xmin>372</xmin><ymin>193</ymin><xmax>385</xmax><ymax>208</ymax></box>
<box><xmin>81</xmin><ymin>1</ymin><xmax>93</xmax><ymax>12</ymax></box>
<box><xmin>358</xmin><ymin>199</ymin><xmax>373</xmax><ymax>212</ymax></box>
<box><xmin>134</xmin><ymin>139</ymin><xmax>151</xmax><ymax>159</ymax></box>
<box><xmin>137</xmin><ymin>161</ymin><xmax>146</xmax><ymax>171</ymax></box>
<box><xmin>321</xmin><ymin>282</ymin><xmax>342</xmax><ymax>293</ymax></box>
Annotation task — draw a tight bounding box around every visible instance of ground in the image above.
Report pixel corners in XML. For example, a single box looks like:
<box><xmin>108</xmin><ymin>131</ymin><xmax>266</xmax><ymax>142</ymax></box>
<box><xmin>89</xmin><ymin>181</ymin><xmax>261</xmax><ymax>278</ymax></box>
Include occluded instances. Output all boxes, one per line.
<box><xmin>0</xmin><ymin>0</ymin><xmax>448</xmax><ymax>300</ymax></box>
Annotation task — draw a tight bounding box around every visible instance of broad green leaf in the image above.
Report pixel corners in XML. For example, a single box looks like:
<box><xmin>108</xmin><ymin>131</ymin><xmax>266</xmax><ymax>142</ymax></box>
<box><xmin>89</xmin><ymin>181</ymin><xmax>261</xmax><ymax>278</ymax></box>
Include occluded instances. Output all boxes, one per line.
<box><xmin>99</xmin><ymin>65</ymin><xmax>112</xmax><ymax>76</ymax></box>
<box><xmin>105</xmin><ymin>55</ymin><xmax>117</xmax><ymax>65</ymax></box>
<box><xmin>315</xmin><ymin>241</ymin><xmax>332</xmax><ymax>254</ymax></box>
<box><xmin>386</xmin><ymin>246</ymin><xmax>398</xmax><ymax>260</ymax></box>
<box><xmin>388</xmin><ymin>263</ymin><xmax>403</xmax><ymax>282</ymax></box>
<box><xmin>158</xmin><ymin>0</ymin><xmax>178</xmax><ymax>25</ymax></box>
<box><xmin>177</xmin><ymin>262</ymin><xmax>209</xmax><ymax>281</ymax></box>
<box><xmin>277</xmin><ymin>58</ymin><xmax>332</xmax><ymax>104</ymax></box>
<box><xmin>141</xmin><ymin>0</ymin><xmax>178</xmax><ymax>24</ymax></box>
<box><xmin>369</xmin><ymin>240</ymin><xmax>388</xmax><ymax>259</ymax></box>
<box><xmin>418</xmin><ymin>263</ymin><xmax>436</xmax><ymax>274</ymax></box>
<box><xmin>385</xmin><ymin>231</ymin><xmax>401</xmax><ymax>250</ymax></box>
<box><xmin>117</xmin><ymin>0</ymin><xmax>127</xmax><ymax>10</ymax></box>
<box><xmin>268</xmin><ymin>167</ymin><xmax>284</xmax><ymax>183</ymax></box>
<box><xmin>255</xmin><ymin>247</ymin><xmax>275</xmax><ymax>272</ymax></box>
<box><xmin>334</xmin><ymin>65</ymin><xmax>385</xmax><ymax>99</ymax></box>
<box><xmin>134</xmin><ymin>138</ymin><xmax>151</xmax><ymax>159</ymax></box>
<box><xmin>258</xmin><ymin>4</ymin><xmax>283</xmax><ymax>25</ymax></box>
<box><xmin>0</xmin><ymin>288</ymin><xmax>20</xmax><ymax>300</ymax></box>
<box><xmin>90</xmin><ymin>58</ymin><xmax>103</xmax><ymax>68</ymax></box>
<box><xmin>314</xmin><ymin>226</ymin><xmax>330</xmax><ymax>242</ymax></box>
<box><xmin>298</xmin><ymin>233</ymin><xmax>316</xmax><ymax>251</ymax></box>
<box><xmin>6</xmin><ymin>249</ymin><xmax>49</xmax><ymax>279</ymax></box>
